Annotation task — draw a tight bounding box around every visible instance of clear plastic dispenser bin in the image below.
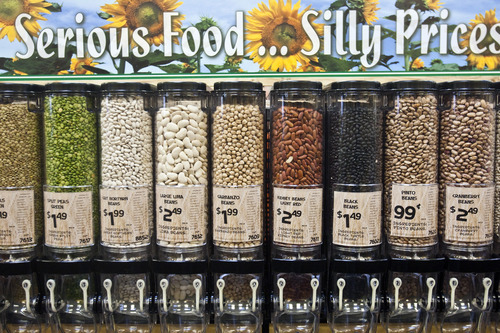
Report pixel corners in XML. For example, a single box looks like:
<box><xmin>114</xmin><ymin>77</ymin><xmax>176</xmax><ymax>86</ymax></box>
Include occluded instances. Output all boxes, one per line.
<box><xmin>0</xmin><ymin>84</ymin><xmax>43</xmax><ymax>261</ymax></box>
<box><xmin>211</xmin><ymin>259</ymin><xmax>265</xmax><ymax>333</ymax></box>
<box><xmin>271</xmin><ymin>258</ymin><xmax>326</xmax><ymax>333</ymax></box>
<box><xmin>37</xmin><ymin>259</ymin><xmax>97</xmax><ymax>333</ymax></box>
<box><xmin>151</xmin><ymin>259</ymin><xmax>208</xmax><ymax>333</ymax></box>
<box><xmin>94</xmin><ymin>259</ymin><xmax>152</xmax><ymax>333</ymax></box>
<box><xmin>384</xmin><ymin>258</ymin><xmax>444</xmax><ymax>333</ymax></box>
<box><xmin>328</xmin><ymin>259</ymin><xmax>387</xmax><ymax>333</ymax></box>
<box><xmin>0</xmin><ymin>261</ymin><xmax>41</xmax><ymax>332</ymax></box>
<box><xmin>440</xmin><ymin>258</ymin><xmax>498</xmax><ymax>333</ymax></box>
<box><xmin>43</xmin><ymin>83</ymin><xmax>100</xmax><ymax>260</ymax></box>
<box><xmin>494</xmin><ymin>81</ymin><xmax>500</xmax><ymax>255</ymax></box>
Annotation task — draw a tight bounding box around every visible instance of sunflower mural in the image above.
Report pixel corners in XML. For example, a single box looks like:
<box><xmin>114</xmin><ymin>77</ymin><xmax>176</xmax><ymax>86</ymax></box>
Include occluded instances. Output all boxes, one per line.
<box><xmin>100</xmin><ymin>0</ymin><xmax>185</xmax><ymax>47</ymax></box>
<box><xmin>460</xmin><ymin>9</ymin><xmax>500</xmax><ymax>70</ymax></box>
<box><xmin>423</xmin><ymin>0</ymin><xmax>443</xmax><ymax>11</ymax></box>
<box><xmin>411</xmin><ymin>58</ymin><xmax>424</xmax><ymax>69</ymax></box>
<box><xmin>58</xmin><ymin>56</ymin><xmax>98</xmax><ymax>75</ymax></box>
<box><xmin>0</xmin><ymin>0</ymin><xmax>51</xmax><ymax>42</ymax></box>
<box><xmin>346</xmin><ymin>0</ymin><xmax>380</xmax><ymax>25</ymax></box>
<box><xmin>246</xmin><ymin>0</ymin><xmax>323</xmax><ymax>72</ymax></box>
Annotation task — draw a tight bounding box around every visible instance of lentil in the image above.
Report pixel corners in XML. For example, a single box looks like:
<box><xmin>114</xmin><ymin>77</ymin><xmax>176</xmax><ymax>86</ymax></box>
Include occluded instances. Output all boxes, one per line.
<box><xmin>0</xmin><ymin>86</ymin><xmax>43</xmax><ymax>250</ymax></box>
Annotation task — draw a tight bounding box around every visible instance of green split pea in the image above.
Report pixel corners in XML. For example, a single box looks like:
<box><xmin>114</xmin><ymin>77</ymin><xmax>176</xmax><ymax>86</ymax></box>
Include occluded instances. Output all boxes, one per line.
<box><xmin>44</xmin><ymin>95</ymin><xmax>99</xmax><ymax>238</ymax></box>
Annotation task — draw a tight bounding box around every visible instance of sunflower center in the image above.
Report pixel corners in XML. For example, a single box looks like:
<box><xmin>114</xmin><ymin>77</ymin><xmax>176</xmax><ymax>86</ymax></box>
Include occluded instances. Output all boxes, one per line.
<box><xmin>262</xmin><ymin>17</ymin><xmax>306</xmax><ymax>55</ymax></box>
<box><xmin>74</xmin><ymin>61</ymin><xmax>86</xmax><ymax>74</ymax></box>
<box><xmin>0</xmin><ymin>0</ymin><xmax>25</xmax><ymax>24</ymax></box>
<box><xmin>272</xmin><ymin>23</ymin><xmax>296</xmax><ymax>46</ymax></box>
<box><xmin>136</xmin><ymin>3</ymin><xmax>161</xmax><ymax>27</ymax></box>
<box><xmin>126</xmin><ymin>1</ymin><xmax>163</xmax><ymax>35</ymax></box>
<box><xmin>477</xmin><ymin>33</ymin><xmax>495</xmax><ymax>55</ymax></box>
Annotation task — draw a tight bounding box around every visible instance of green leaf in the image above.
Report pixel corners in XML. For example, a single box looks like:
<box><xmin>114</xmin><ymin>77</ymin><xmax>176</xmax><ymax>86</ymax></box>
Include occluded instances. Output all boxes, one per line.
<box><xmin>381</xmin><ymin>27</ymin><xmax>397</xmax><ymax>40</ymax></box>
<box><xmin>0</xmin><ymin>58</ymin><xmax>11</xmax><ymax>71</ymax></box>
<box><xmin>422</xmin><ymin>16</ymin><xmax>441</xmax><ymax>25</ymax></box>
<box><xmin>98</xmin><ymin>12</ymin><xmax>112</xmax><ymax>20</ymax></box>
<box><xmin>317</xmin><ymin>55</ymin><xmax>359</xmax><ymax>72</ymax></box>
<box><xmin>395</xmin><ymin>0</ymin><xmax>412</xmax><ymax>10</ymax></box>
<box><xmin>328</xmin><ymin>0</ymin><xmax>347</xmax><ymax>11</ymax></box>
<box><xmin>194</xmin><ymin>17</ymin><xmax>218</xmax><ymax>32</ymax></box>
<box><xmin>4</xmin><ymin>44</ymin><xmax>74</xmax><ymax>75</ymax></box>
<box><xmin>46</xmin><ymin>2</ymin><xmax>62</xmax><ymax>12</ymax></box>
<box><xmin>158</xmin><ymin>64</ymin><xmax>189</xmax><ymax>73</ymax></box>
<box><xmin>383</xmin><ymin>15</ymin><xmax>397</xmax><ymax>21</ymax></box>
<box><xmin>122</xmin><ymin>50</ymin><xmax>190</xmax><ymax>72</ymax></box>
<box><xmin>205</xmin><ymin>63</ymin><xmax>241</xmax><ymax>73</ymax></box>
<box><xmin>427</xmin><ymin>59</ymin><xmax>460</xmax><ymax>71</ymax></box>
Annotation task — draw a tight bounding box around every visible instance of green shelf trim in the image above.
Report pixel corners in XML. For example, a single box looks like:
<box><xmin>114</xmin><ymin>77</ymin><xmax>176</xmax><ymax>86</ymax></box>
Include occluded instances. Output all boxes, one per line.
<box><xmin>0</xmin><ymin>71</ymin><xmax>499</xmax><ymax>82</ymax></box>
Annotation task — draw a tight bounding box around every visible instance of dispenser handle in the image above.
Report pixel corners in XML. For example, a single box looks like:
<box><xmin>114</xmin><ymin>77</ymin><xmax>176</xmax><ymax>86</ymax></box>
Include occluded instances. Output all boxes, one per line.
<box><xmin>277</xmin><ymin>278</ymin><xmax>286</xmax><ymax>311</ymax></box>
<box><xmin>103</xmin><ymin>279</ymin><xmax>113</xmax><ymax>312</ymax></box>
<box><xmin>46</xmin><ymin>279</ymin><xmax>57</xmax><ymax>313</ymax></box>
<box><xmin>217</xmin><ymin>279</ymin><xmax>225</xmax><ymax>312</ymax></box>
<box><xmin>370</xmin><ymin>278</ymin><xmax>379</xmax><ymax>312</ymax></box>
<box><xmin>337</xmin><ymin>278</ymin><xmax>346</xmax><ymax>311</ymax></box>
<box><xmin>160</xmin><ymin>279</ymin><xmax>169</xmax><ymax>312</ymax></box>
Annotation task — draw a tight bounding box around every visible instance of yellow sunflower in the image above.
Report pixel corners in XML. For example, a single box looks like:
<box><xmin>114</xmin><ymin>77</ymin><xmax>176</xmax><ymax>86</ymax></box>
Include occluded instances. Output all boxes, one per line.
<box><xmin>424</xmin><ymin>0</ymin><xmax>443</xmax><ymax>11</ymax></box>
<box><xmin>70</xmin><ymin>56</ymin><xmax>98</xmax><ymax>75</ymax></box>
<box><xmin>101</xmin><ymin>0</ymin><xmax>184</xmax><ymax>47</ymax></box>
<box><xmin>460</xmin><ymin>9</ymin><xmax>500</xmax><ymax>70</ymax></box>
<box><xmin>13</xmin><ymin>69</ymin><xmax>27</xmax><ymax>75</ymax></box>
<box><xmin>226</xmin><ymin>56</ymin><xmax>243</xmax><ymax>65</ymax></box>
<box><xmin>411</xmin><ymin>58</ymin><xmax>425</xmax><ymax>69</ymax></box>
<box><xmin>246</xmin><ymin>0</ymin><xmax>323</xmax><ymax>72</ymax></box>
<box><xmin>362</xmin><ymin>0</ymin><xmax>379</xmax><ymax>25</ymax></box>
<box><xmin>297</xmin><ymin>63</ymin><xmax>324</xmax><ymax>72</ymax></box>
<box><xmin>0</xmin><ymin>0</ymin><xmax>51</xmax><ymax>42</ymax></box>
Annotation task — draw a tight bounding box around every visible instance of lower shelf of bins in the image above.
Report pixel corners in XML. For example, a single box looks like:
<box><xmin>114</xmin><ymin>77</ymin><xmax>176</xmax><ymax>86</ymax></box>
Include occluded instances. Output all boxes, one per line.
<box><xmin>38</xmin><ymin>323</ymin><xmax>477</xmax><ymax>332</ymax></box>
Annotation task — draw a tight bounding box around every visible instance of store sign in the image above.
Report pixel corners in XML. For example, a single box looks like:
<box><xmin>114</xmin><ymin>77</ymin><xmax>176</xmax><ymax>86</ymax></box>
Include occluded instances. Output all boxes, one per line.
<box><xmin>0</xmin><ymin>0</ymin><xmax>499</xmax><ymax>75</ymax></box>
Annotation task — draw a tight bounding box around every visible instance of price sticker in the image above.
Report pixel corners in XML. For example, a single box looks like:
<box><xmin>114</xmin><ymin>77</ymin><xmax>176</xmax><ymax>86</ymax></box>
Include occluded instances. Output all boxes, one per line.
<box><xmin>100</xmin><ymin>187</ymin><xmax>149</xmax><ymax>246</ymax></box>
<box><xmin>445</xmin><ymin>185</ymin><xmax>494</xmax><ymax>244</ymax></box>
<box><xmin>44</xmin><ymin>191</ymin><xmax>93</xmax><ymax>248</ymax></box>
<box><xmin>156</xmin><ymin>185</ymin><xmax>206</xmax><ymax>245</ymax></box>
<box><xmin>0</xmin><ymin>189</ymin><xmax>35</xmax><ymax>247</ymax></box>
<box><xmin>213</xmin><ymin>186</ymin><xmax>262</xmax><ymax>243</ymax></box>
<box><xmin>390</xmin><ymin>184</ymin><xmax>438</xmax><ymax>238</ymax></box>
<box><xmin>332</xmin><ymin>190</ymin><xmax>381</xmax><ymax>247</ymax></box>
<box><xmin>273</xmin><ymin>186</ymin><xmax>322</xmax><ymax>246</ymax></box>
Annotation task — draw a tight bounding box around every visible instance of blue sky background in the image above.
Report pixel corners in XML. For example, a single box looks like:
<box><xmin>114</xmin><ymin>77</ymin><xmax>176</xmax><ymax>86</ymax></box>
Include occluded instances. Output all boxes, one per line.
<box><xmin>0</xmin><ymin>0</ymin><xmax>496</xmax><ymax>73</ymax></box>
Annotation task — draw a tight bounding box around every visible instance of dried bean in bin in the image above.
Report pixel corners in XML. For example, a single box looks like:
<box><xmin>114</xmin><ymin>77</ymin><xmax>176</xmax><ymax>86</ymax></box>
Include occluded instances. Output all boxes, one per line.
<box><xmin>43</xmin><ymin>83</ymin><xmax>99</xmax><ymax>253</ymax></box>
<box><xmin>494</xmin><ymin>82</ymin><xmax>500</xmax><ymax>247</ymax></box>
<box><xmin>383</xmin><ymin>81</ymin><xmax>439</xmax><ymax>250</ymax></box>
<box><xmin>99</xmin><ymin>83</ymin><xmax>154</xmax><ymax>250</ymax></box>
<box><xmin>326</xmin><ymin>81</ymin><xmax>383</xmax><ymax>251</ymax></box>
<box><xmin>438</xmin><ymin>81</ymin><xmax>495</xmax><ymax>251</ymax></box>
<box><xmin>156</xmin><ymin>82</ymin><xmax>209</xmax><ymax>250</ymax></box>
<box><xmin>0</xmin><ymin>84</ymin><xmax>43</xmax><ymax>253</ymax></box>
<box><xmin>271</xmin><ymin>81</ymin><xmax>324</xmax><ymax>249</ymax></box>
<box><xmin>211</xmin><ymin>82</ymin><xmax>265</xmax><ymax>249</ymax></box>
